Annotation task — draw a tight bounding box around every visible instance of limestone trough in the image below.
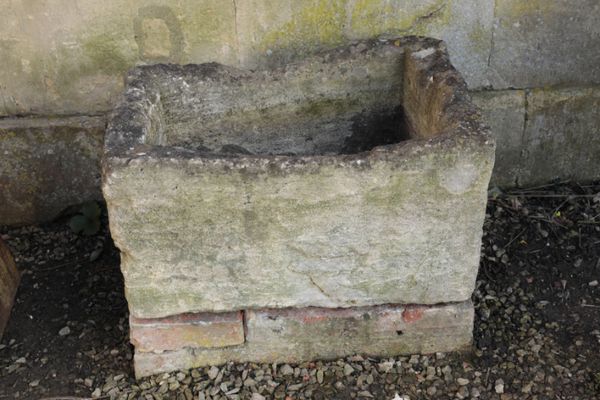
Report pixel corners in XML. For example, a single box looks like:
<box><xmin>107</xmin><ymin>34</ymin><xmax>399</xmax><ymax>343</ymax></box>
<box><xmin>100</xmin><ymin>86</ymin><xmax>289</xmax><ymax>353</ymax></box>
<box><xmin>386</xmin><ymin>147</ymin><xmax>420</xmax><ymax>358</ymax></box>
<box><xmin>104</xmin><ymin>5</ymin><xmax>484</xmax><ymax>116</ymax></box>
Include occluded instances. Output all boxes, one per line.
<box><xmin>103</xmin><ymin>36</ymin><xmax>495</xmax><ymax>376</ymax></box>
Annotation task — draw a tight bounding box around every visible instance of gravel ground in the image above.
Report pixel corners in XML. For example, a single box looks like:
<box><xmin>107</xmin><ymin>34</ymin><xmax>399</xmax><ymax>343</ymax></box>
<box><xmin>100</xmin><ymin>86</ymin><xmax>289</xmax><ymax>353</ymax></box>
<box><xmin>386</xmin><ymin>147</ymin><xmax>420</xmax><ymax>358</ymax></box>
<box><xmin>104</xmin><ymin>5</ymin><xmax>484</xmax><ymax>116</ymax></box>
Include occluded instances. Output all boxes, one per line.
<box><xmin>0</xmin><ymin>182</ymin><xmax>599</xmax><ymax>399</ymax></box>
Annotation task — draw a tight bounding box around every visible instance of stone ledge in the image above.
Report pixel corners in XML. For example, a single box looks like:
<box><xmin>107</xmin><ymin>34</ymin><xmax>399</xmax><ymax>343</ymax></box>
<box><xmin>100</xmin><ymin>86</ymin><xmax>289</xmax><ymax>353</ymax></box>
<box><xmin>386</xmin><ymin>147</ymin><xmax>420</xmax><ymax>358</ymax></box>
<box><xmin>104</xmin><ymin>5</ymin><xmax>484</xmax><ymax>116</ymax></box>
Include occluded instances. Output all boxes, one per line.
<box><xmin>133</xmin><ymin>301</ymin><xmax>474</xmax><ymax>378</ymax></box>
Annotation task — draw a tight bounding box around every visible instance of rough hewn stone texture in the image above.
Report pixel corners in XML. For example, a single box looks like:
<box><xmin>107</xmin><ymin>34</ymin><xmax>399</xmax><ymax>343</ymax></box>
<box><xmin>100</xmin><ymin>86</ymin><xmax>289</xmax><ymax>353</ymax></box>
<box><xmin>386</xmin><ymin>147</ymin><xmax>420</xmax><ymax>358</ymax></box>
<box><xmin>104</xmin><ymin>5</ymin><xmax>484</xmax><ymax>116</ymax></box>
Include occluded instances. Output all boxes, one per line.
<box><xmin>0</xmin><ymin>0</ymin><xmax>494</xmax><ymax>117</ymax></box>
<box><xmin>0</xmin><ymin>116</ymin><xmax>105</xmax><ymax>225</ymax></box>
<box><xmin>0</xmin><ymin>0</ymin><xmax>237</xmax><ymax>116</ymax></box>
<box><xmin>472</xmin><ymin>90</ymin><xmax>526</xmax><ymax>188</ymax></box>
<box><xmin>0</xmin><ymin>239</ymin><xmax>20</xmax><ymax>340</ymax></box>
<box><xmin>130</xmin><ymin>311</ymin><xmax>244</xmax><ymax>352</ymax></box>
<box><xmin>489</xmin><ymin>0</ymin><xmax>600</xmax><ymax>89</ymax></box>
<box><xmin>104</xmin><ymin>37</ymin><xmax>494</xmax><ymax>318</ymax></box>
<box><xmin>133</xmin><ymin>301</ymin><xmax>474</xmax><ymax>377</ymax></box>
<box><xmin>518</xmin><ymin>87</ymin><xmax>600</xmax><ymax>186</ymax></box>
<box><xmin>236</xmin><ymin>0</ymin><xmax>494</xmax><ymax>89</ymax></box>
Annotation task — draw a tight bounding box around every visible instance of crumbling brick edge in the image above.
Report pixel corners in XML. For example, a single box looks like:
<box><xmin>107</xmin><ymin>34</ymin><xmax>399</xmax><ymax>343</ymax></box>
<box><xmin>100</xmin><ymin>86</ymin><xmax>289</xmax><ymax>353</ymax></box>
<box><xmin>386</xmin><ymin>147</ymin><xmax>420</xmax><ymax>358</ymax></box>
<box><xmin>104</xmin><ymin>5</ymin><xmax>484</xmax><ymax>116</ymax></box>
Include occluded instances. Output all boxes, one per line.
<box><xmin>132</xmin><ymin>300</ymin><xmax>474</xmax><ymax>378</ymax></box>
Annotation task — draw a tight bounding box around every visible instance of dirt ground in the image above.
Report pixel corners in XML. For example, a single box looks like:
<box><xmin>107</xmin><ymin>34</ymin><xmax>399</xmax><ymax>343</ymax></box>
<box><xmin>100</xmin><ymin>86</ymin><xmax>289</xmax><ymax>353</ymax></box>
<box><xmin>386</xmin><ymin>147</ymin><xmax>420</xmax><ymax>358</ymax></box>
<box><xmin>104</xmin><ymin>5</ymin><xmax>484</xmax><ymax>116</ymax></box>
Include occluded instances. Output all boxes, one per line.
<box><xmin>0</xmin><ymin>182</ymin><xmax>599</xmax><ymax>399</ymax></box>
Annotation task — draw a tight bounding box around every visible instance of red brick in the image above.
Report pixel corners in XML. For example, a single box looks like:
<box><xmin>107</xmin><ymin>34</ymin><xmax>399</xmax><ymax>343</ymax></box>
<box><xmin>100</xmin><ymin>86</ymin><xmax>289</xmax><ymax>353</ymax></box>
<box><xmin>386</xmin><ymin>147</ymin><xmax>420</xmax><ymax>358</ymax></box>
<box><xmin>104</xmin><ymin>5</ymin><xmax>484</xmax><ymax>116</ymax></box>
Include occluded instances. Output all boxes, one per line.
<box><xmin>0</xmin><ymin>238</ymin><xmax>20</xmax><ymax>340</ymax></box>
<box><xmin>130</xmin><ymin>311</ymin><xmax>244</xmax><ymax>352</ymax></box>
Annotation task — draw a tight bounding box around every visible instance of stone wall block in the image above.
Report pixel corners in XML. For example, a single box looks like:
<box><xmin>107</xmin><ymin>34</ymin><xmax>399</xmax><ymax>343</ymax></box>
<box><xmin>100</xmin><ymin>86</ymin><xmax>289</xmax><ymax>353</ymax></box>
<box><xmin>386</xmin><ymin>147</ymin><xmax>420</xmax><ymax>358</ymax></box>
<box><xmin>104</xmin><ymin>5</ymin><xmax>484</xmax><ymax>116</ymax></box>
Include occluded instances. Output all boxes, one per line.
<box><xmin>489</xmin><ymin>0</ymin><xmax>600</xmax><ymax>89</ymax></box>
<box><xmin>0</xmin><ymin>116</ymin><xmax>106</xmax><ymax>225</ymax></box>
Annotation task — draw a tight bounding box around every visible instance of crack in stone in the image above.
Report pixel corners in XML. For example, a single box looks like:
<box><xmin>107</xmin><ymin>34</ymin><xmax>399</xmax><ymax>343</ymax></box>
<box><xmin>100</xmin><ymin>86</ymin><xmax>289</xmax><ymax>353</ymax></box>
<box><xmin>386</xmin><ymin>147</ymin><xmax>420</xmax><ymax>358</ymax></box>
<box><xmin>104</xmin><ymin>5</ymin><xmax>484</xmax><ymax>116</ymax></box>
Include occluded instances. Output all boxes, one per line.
<box><xmin>284</xmin><ymin>262</ymin><xmax>336</xmax><ymax>302</ymax></box>
<box><xmin>307</xmin><ymin>274</ymin><xmax>334</xmax><ymax>302</ymax></box>
<box><xmin>488</xmin><ymin>0</ymin><xmax>497</xmax><ymax>68</ymax></box>
<box><xmin>408</xmin><ymin>1</ymin><xmax>448</xmax><ymax>31</ymax></box>
<box><xmin>232</xmin><ymin>0</ymin><xmax>240</xmax><ymax>65</ymax></box>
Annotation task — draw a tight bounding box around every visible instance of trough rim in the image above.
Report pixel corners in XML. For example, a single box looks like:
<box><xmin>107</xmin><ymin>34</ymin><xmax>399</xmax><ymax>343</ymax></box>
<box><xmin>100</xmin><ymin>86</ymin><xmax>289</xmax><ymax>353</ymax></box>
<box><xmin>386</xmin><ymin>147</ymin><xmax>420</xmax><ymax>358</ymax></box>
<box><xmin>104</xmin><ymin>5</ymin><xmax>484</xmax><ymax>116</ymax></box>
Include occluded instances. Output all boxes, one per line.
<box><xmin>103</xmin><ymin>35</ymin><xmax>494</xmax><ymax>172</ymax></box>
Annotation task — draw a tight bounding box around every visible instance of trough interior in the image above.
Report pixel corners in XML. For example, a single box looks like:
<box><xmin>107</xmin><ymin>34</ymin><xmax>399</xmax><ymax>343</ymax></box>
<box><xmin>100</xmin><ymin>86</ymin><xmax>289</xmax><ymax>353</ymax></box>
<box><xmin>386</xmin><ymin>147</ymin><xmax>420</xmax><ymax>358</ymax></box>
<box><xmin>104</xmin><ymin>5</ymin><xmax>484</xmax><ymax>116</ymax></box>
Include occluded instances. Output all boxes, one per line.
<box><xmin>143</xmin><ymin>53</ymin><xmax>421</xmax><ymax>156</ymax></box>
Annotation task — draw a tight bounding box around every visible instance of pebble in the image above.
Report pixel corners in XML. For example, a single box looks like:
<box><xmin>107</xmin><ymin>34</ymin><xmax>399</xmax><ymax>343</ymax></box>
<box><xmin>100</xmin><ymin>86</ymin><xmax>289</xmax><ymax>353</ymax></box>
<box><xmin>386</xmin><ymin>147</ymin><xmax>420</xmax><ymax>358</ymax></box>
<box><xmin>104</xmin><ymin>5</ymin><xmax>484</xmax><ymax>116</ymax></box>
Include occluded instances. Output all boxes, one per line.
<box><xmin>280</xmin><ymin>364</ymin><xmax>294</xmax><ymax>376</ymax></box>
<box><xmin>344</xmin><ymin>363</ymin><xmax>355</xmax><ymax>376</ymax></box>
<box><xmin>495</xmin><ymin>378</ymin><xmax>505</xmax><ymax>393</ymax></box>
<box><xmin>58</xmin><ymin>326</ymin><xmax>70</xmax><ymax>336</ymax></box>
<box><xmin>208</xmin><ymin>366</ymin><xmax>219</xmax><ymax>380</ymax></box>
<box><xmin>317</xmin><ymin>369</ymin><xmax>324</xmax><ymax>384</ymax></box>
<box><xmin>457</xmin><ymin>377</ymin><xmax>470</xmax><ymax>386</ymax></box>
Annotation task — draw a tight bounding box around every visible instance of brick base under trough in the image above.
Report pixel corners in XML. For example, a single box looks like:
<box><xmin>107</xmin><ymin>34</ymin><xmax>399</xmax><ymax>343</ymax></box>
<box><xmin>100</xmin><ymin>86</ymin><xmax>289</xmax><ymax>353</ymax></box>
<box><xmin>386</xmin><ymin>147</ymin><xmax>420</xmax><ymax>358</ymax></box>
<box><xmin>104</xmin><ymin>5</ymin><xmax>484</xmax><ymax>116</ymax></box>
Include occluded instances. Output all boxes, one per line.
<box><xmin>132</xmin><ymin>301</ymin><xmax>474</xmax><ymax>378</ymax></box>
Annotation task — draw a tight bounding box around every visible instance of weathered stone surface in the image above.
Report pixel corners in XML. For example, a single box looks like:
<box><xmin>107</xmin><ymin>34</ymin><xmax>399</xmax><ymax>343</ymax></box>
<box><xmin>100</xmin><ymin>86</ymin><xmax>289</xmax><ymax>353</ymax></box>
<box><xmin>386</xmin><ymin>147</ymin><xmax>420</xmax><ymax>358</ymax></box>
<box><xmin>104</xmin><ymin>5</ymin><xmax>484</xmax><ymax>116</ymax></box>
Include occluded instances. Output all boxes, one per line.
<box><xmin>236</xmin><ymin>0</ymin><xmax>494</xmax><ymax>89</ymax></box>
<box><xmin>0</xmin><ymin>239</ymin><xmax>20</xmax><ymax>340</ymax></box>
<box><xmin>0</xmin><ymin>0</ymin><xmax>237</xmax><ymax>116</ymax></box>
<box><xmin>130</xmin><ymin>311</ymin><xmax>244</xmax><ymax>352</ymax></box>
<box><xmin>0</xmin><ymin>0</ymin><xmax>495</xmax><ymax>117</ymax></box>
<box><xmin>472</xmin><ymin>90</ymin><xmax>526</xmax><ymax>188</ymax></box>
<box><xmin>518</xmin><ymin>87</ymin><xmax>600</xmax><ymax>186</ymax></box>
<box><xmin>489</xmin><ymin>0</ymin><xmax>600</xmax><ymax>89</ymax></box>
<box><xmin>133</xmin><ymin>301</ymin><xmax>474</xmax><ymax>377</ymax></box>
<box><xmin>104</xmin><ymin>37</ymin><xmax>494</xmax><ymax>318</ymax></box>
<box><xmin>0</xmin><ymin>116</ymin><xmax>106</xmax><ymax>226</ymax></box>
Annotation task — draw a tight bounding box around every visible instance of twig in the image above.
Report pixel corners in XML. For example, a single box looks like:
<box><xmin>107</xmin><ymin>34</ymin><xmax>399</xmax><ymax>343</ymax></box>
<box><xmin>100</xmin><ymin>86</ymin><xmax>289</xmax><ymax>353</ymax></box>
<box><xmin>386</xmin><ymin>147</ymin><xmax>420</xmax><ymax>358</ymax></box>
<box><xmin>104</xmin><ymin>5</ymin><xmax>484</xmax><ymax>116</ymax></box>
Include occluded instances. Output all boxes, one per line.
<box><xmin>504</xmin><ymin>228</ymin><xmax>527</xmax><ymax>249</ymax></box>
<box><xmin>507</xmin><ymin>180</ymin><xmax>571</xmax><ymax>192</ymax></box>
<box><xmin>581</xmin><ymin>304</ymin><xmax>600</xmax><ymax>309</ymax></box>
<box><xmin>34</xmin><ymin>259</ymin><xmax>83</xmax><ymax>273</ymax></box>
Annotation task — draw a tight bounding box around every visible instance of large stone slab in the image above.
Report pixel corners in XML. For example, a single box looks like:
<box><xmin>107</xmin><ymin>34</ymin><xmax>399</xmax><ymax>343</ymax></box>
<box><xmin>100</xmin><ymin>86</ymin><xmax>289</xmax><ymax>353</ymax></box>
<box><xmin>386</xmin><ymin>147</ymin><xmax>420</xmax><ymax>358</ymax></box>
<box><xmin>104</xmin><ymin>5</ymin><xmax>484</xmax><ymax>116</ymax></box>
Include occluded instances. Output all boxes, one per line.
<box><xmin>103</xmin><ymin>37</ymin><xmax>495</xmax><ymax>318</ymax></box>
<box><xmin>472</xmin><ymin>90</ymin><xmax>526</xmax><ymax>188</ymax></box>
<box><xmin>0</xmin><ymin>116</ymin><xmax>105</xmax><ymax>225</ymax></box>
<box><xmin>0</xmin><ymin>0</ymin><xmax>494</xmax><ymax>117</ymax></box>
<box><xmin>134</xmin><ymin>301</ymin><xmax>474</xmax><ymax>377</ymax></box>
<box><xmin>236</xmin><ymin>0</ymin><xmax>494</xmax><ymax>89</ymax></box>
<box><xmin>518</xmin><ymin>87</ymin><xmax>600</xmax><ymax>186</ymax></box>
<box><xmin>489</xmin><ymin>0</ymin><xmax>600</xmax><ymax>89</ymax></box>
<box><xmin>0</xmin><ymin>239</ymin><xmax>20</xmax><ymax>340</ymax></box>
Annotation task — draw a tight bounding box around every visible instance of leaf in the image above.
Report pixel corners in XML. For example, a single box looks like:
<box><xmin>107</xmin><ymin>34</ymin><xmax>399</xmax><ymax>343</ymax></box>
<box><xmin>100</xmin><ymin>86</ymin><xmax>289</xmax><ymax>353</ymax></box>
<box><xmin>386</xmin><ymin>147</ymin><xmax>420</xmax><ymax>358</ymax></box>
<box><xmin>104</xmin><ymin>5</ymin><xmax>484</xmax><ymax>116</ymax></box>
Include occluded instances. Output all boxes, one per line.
<box><xmin>81</xmin><ymin>201</ymin><xmax>101</xmax><ymax>219</ymax></box>
<box><xmin>69</xmin><ymin>215</ymin><xmax>88</xmax><ymax>234</ymax></box>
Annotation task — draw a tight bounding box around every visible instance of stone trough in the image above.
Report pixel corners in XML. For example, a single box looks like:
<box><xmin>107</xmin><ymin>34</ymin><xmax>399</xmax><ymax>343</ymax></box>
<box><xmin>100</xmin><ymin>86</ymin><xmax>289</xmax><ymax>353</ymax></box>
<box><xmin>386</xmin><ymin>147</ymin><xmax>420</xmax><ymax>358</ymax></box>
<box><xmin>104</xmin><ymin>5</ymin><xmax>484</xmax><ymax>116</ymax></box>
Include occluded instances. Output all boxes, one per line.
<box><xmin>103</xmin><ymin>36</ymin><xmax>495</xmax><ymax>377</ymax></box>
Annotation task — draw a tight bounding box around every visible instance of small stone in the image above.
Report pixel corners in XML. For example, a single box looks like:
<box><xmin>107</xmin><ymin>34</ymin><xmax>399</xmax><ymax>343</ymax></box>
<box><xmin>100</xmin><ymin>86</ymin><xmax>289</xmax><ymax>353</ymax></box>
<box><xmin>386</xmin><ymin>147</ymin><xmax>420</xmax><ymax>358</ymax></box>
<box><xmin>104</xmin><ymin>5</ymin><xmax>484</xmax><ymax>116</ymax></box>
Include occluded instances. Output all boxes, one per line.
<box><xmin>457</xmin><ymin>377</ymin><xmax>470</xmax><ymax>386</ymax></box>
<box><xmin>589</xmin><ymin>280</ymin><xmax>598</xmax><ymax>287</ymax></box>
<box><xmin>344</xmin><ymin>364</ymin><xmax>355</xmax><ymax>376</ymax></box>
<box><xmin>91</xmin><ymin>388</ymin><xmax>102</xmax><ymax>398</ymax></box>
<box><xmin>280</xmin><ymin>364</ymin><xmax>294</xmax><ymax>376</ymax></box>
<box><xmin>456</xmin><ymin>386</ymin><xmax>469</xmax><ymax>399</ymax></box>
<box><xmin>58</xmin><ymin>326</ymin><xmax>71</xmax><ymax>336</ymax></box>
<box><xmin>251</xmin><ymin>393</ymin><xmax>266</xmax><ymax>400</ymax></box>
<box><xmin>29</xmin><ymin>379</ymin><xmax>40</xmax><ymax>387</ymax></box>
<box><xmin>317</xmin><ymin>369</ymin><xmax>324</xmax><ymax>384</ymax></box>
<box><xmin>208</xmin><ymin>366</ymin><xmax>219</xmax><ymax>380</ymax></box>
<box><xmin>495</xmin><ymin>379</ymin><xmax>505</xmax><ymax>394</ymax></box>
<box><xmin>426</xmin><ymin>385</ymin><xmax>437</xmax><ymax>396</ymax></box>
<box><xmin>378</xmin><ymin>361</ymin><xmax>395</xmax><ymax>373</ymax></box>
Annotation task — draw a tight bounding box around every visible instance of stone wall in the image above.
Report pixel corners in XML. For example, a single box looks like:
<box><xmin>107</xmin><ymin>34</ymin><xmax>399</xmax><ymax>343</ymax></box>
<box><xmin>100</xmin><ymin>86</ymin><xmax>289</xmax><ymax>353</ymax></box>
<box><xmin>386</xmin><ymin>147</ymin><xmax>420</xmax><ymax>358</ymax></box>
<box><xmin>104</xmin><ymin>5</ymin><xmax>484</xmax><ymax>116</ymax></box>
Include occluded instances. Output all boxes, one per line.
<box><xmin>1</xmin><ymin>0</ymin><xmax>599</xmax><ymax>224</ymax></box>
